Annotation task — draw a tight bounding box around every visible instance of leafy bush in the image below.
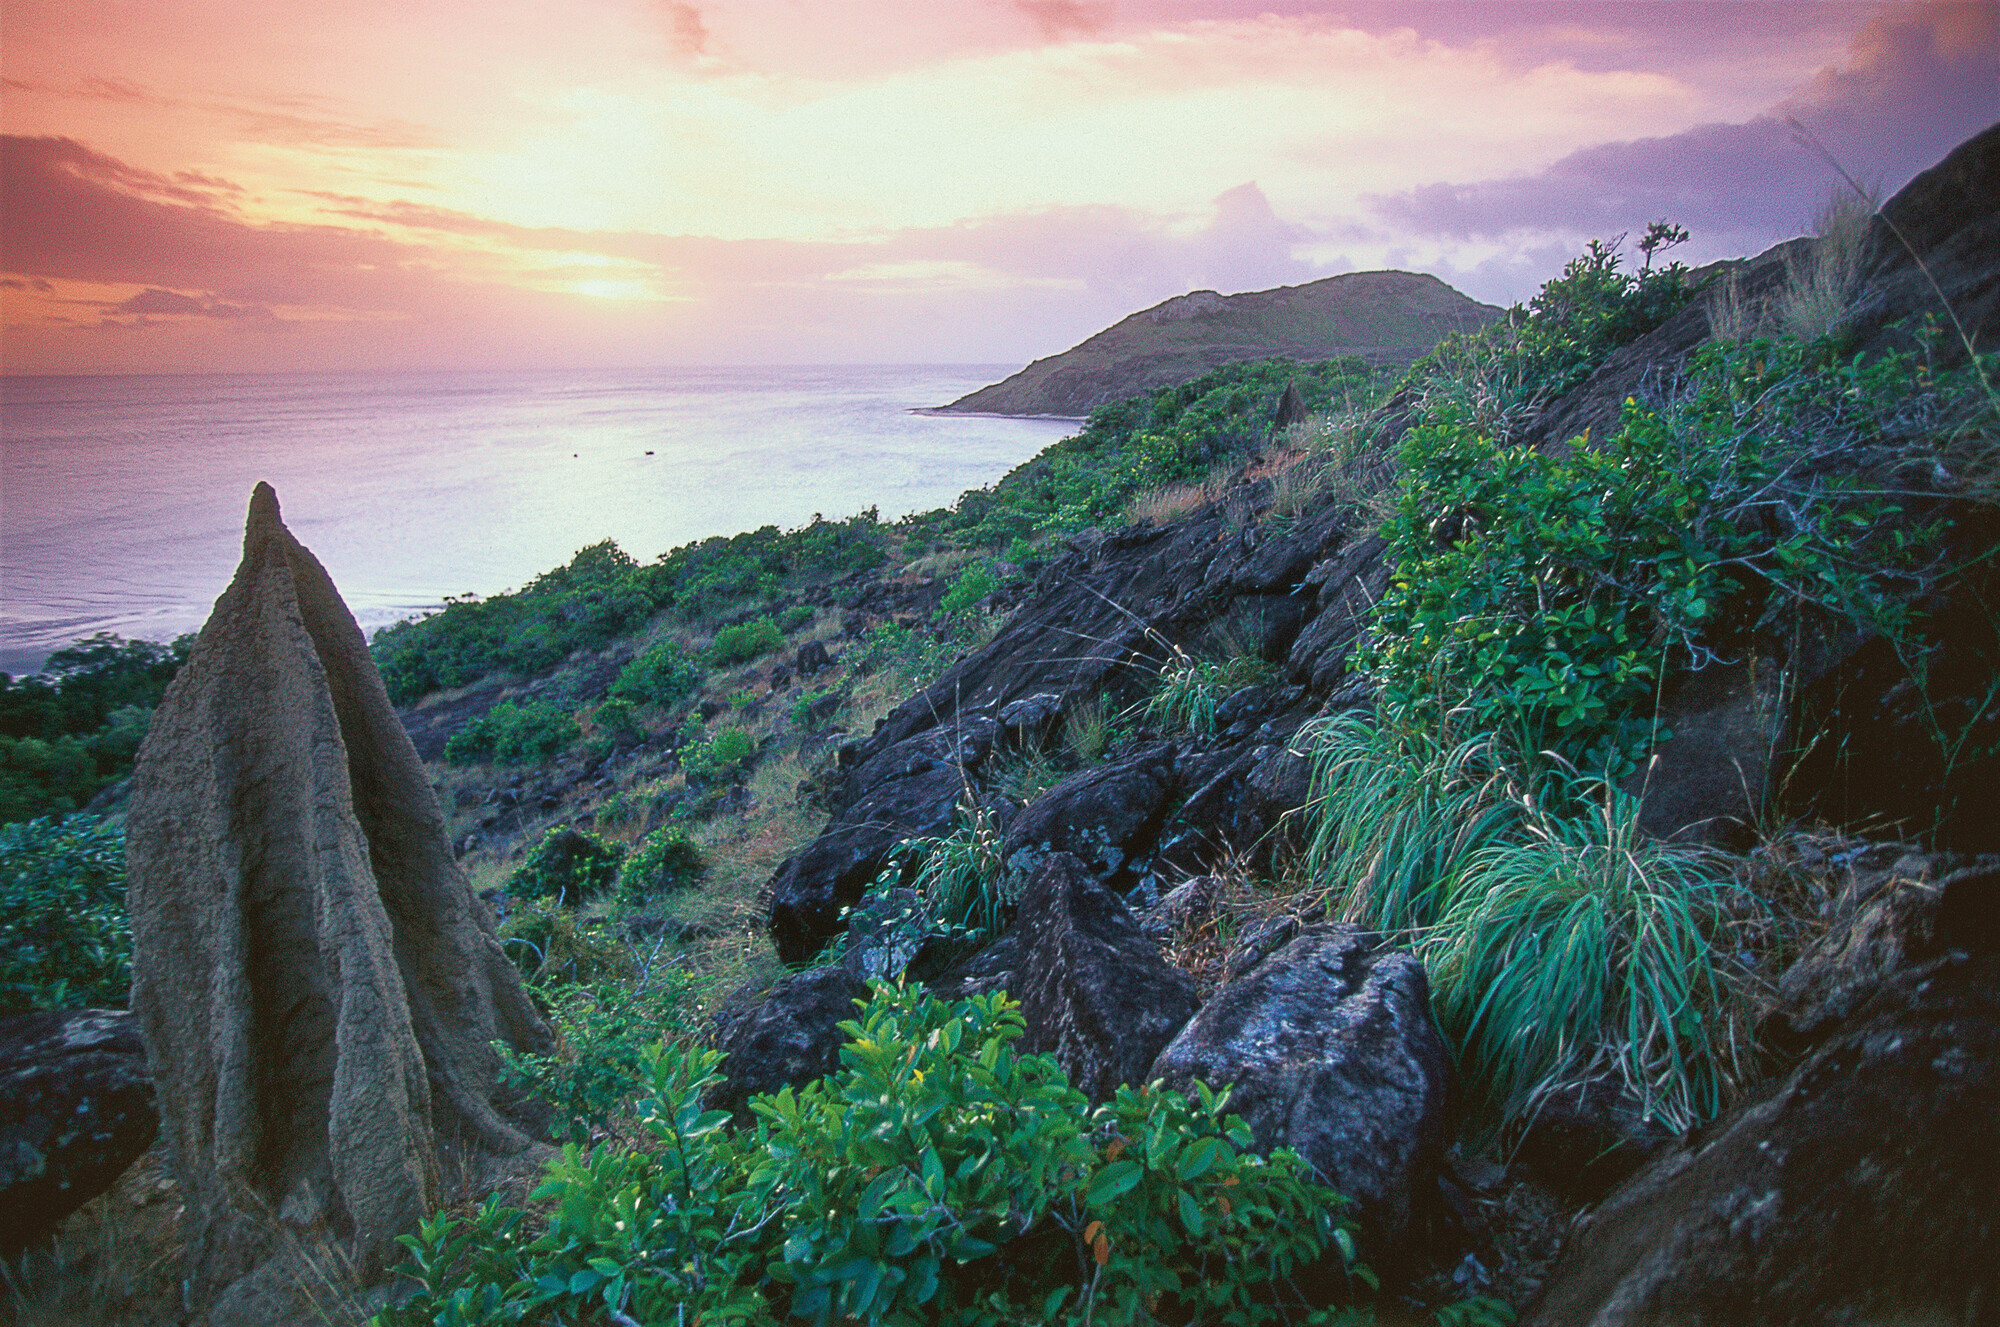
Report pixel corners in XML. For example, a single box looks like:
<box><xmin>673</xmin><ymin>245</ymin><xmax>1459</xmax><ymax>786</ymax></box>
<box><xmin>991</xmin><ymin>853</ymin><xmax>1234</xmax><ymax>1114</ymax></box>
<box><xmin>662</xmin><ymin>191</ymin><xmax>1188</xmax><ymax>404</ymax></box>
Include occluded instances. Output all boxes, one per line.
<box><xmin>380</xmin><ymin>983</ymin><xmax>1367</xmax><ymax>1327</ymax></box>
<box><xmin>680</xmin><ymin>726</ymin><xmax>754</xmax><ymax>783</ymax></box>
<box><xmin>939</xmin><ymin>559</ymin><xmax>1007</xmax><ymax>614</ymax></box>
<box><xmin>591</xmin><ymin>698</ymin><xmax>640</xmax><ymax>742</ymax></box>
<box><xmin>1368</xmin><ymin>331</ymin><xmax>1986</xmax><ymax>778</ymax></box>
<box><xmin>443</xmin><ymin>699</ymin><xmax>580</xmax><ymax>767</ymax></box>
<box><xmin>858</xmin><ymin>808</ymin><xmax>1014</xmax><ymax>974</ymax></box>
<box><xmin>508</xmin><ymin>825</ymin><xmax>623</xmax><ymax>906</ymax></box>
<box><xmin>609</xmin><ymin>639</ymin><xmax>703</xmax><ymax>709</ymax></box>
<box><xmin>498</xmin><ymin>901</ymin><xmax>633</xmax><ymax>988</ymax></box>
<box><xmin>0</xmin><ymin>633</ymin><xmax>188</xmax><ymax>823</ymax></box>
<box><xmin>789</xmin><ymin>686</ymin><xmax>842</xmax><ymax>732</ymax></box>
<box><xmin>777</xmin><ymin>604</ymin><xmax>817</xmax><ymax>632</ymax></box>
<box><xmin>373</xmin><ymin>540</ymin><xmax>669</xmax><ymax>704</ymax></box>
<box><xmin>708</xmin><ymin>617</ymin><xmax>786</xmax><ymax>666</ymax></box>
<box><xmin>0</xmin><ymin>816</ymin><xmax>131</xmax><ymax>1014</ymax></box>
<box><xmin>616</xmin><ymin>826</ymin><xmax>705</xmax><ymax>903</ymax></box>
<box><xmin>498</xmin><ymin>973</ymin><xmax>701</xmax><ymax>1146</ymax></box>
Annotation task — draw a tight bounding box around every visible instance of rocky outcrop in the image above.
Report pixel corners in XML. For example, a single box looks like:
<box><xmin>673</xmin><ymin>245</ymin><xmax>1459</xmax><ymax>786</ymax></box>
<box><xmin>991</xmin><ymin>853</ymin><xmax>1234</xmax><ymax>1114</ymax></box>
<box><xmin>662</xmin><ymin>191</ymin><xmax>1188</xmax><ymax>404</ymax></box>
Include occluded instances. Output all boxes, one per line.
<box><xmin>0</xmin><ymin>1008</ymin><xmax>156</xmax><ymax>1252</ymax></box>
<box><xmin>942</xmin><ymin>271</ymin><xmax>1501</xmax><ymax>417</ymax></box>
<box><xmin>1149</xmin><ymin>927</ymin><xmax>1449</xmax><ymax>1258</ymax></box>
<box><xmin>706</xmin><ymin>967</ymin><xmax>870</xmax><ymax>1125</ymax></box>
<box><xmin>1010</xmin><ymin>854</ymin><xmax>1199</xmax><ymax>1103</ymax></box>
<box><xmin>125</xmin><ymin>484</ymin><xmax>554</xmax><ymax>1324</ymax></box>
<box><xmin>1522</xmin><ymin>865</ymin><xmax>2000</xmax><ymax>1326</ymax></box>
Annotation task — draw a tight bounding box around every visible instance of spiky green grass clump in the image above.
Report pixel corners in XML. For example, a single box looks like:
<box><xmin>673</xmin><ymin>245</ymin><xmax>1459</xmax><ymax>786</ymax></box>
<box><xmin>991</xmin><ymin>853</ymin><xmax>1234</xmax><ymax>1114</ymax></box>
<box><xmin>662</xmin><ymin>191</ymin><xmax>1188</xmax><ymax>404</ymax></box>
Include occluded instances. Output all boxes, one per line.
<box><xmin>1297</xmin><ymin>712</ymin><xmax>1757</xmax><ymax>1138</ymax></box>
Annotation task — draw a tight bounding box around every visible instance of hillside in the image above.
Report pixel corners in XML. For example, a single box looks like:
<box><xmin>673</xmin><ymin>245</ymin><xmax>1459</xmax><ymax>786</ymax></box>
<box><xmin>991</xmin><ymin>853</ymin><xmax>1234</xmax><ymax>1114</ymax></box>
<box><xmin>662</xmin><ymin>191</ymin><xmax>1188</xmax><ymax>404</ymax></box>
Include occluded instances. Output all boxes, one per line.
<box><xmin>7</xmin><ymin>123</ymin><xmax>1997</xmax><ymax>1327</ymax></box>
<box><xmin>940</xmin><ymin>268</ymin><xmax>1502</xmax><ymax>416</ymax></box>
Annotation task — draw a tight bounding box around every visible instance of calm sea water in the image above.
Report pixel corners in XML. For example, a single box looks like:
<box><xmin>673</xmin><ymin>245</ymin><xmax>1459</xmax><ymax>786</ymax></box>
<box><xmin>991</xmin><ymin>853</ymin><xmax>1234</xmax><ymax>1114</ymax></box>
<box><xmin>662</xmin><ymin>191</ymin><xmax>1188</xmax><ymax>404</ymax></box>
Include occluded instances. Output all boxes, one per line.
<box><xmin>0</xmin><ymin>367</ymin><xmax>1076</xmax><ymax>677</ymax></box>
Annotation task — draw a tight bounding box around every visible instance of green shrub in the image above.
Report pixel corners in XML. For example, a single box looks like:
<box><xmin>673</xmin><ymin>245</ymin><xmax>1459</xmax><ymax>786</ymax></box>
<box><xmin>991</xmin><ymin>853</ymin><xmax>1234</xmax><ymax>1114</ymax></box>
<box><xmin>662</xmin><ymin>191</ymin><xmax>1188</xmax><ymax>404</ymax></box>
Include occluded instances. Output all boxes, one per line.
<box><xmin>708</xmin><ymin>617</ymin><xmax>786</xmax><ymax>666</ymax></box>
<box><xmin>0</xmin><ymin>733</ymin><xmax>99</xmax><ymax>824</ymax></box>
<box><xmin>498</xmin><ymin>973</ymin><xmax>701</xmax><ymax>1146</ymax></box>
<box><xmin>498</xmin><ymin>901</ymin><xmax>633</xmax><ymax>989</ymax></box>
<box><xmin>0</xmin><ymin>633</ymin><xmax>187</xmax><ymax>823</ymax></box>
<box><xmin>507</xmin><ymin>825</ymin><xmax>623</xmax><ymax>907</ymax></box>
<box><xmin>777</xmin><ymin>604</ymin><xmax>817</xmax><ymax>632</ymax></box>
<box><xmin>444</xmin><ymin>698</ymin><xmax>581</xmax><ymax>767</ymax></box>
<box><xmin>939</xmin><ymin>559</ymin><xmax>1005</xmax><ymax>614</ymax></box>
<box><xmin>857</xmin><ymin>807</ymin><xmax>1015</xmax><ymax>974</ymax></box>
<box><xmin>680</xmin><ymin>726</ymin><xmax>754</xmax><ymax>783</ymax></box>
<box><xmin>789</xmin><ymin>686</ymin><xmax>842</xmax><ymax>732</ymax></box>
<box><xmin>0</xmin><ymin>816</ymin><xmax>130</xmax><ymax>1014</ymax></box>
<box><xmin>616</xmin><ymin>826</ymin><xmax>705</xmax><ymax>903</ymax></box>
<box><xmin>1369</xmin><ymin>332</ymin><xmax>1986</xmax><ymax>779</ymax></box>
<box><xmin>610</xmin><ymin>639</ymin><xmax>703</xmax><ymax>709</ymax></box>
<box><xmin>594</xmin><ymin>699</ymin><xmax>639</xmax><ymax>742</ymax></box>
<box><xmin>380</xmin><ymin>983</ymin><xmax>1367</xmax><ymax>1327</ymax></box>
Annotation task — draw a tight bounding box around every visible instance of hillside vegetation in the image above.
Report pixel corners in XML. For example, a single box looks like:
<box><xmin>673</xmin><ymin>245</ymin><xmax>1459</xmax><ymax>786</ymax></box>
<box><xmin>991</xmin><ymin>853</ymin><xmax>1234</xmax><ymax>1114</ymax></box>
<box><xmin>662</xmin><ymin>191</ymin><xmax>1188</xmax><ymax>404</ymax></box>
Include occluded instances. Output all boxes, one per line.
<box><xmin>8</xmin><ymin>136</ymin><xmax>1999</xmax><ymax>1326</ymax></box>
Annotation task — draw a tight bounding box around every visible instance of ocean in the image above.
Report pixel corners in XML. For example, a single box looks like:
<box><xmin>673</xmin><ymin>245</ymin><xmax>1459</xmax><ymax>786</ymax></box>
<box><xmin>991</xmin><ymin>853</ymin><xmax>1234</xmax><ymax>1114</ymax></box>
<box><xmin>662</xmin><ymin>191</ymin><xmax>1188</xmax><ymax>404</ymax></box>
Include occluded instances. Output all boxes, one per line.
<box><xmin>0</xmin><ymin>366</ymin><xmax>1076</xmax><ymax>677</ymax></box>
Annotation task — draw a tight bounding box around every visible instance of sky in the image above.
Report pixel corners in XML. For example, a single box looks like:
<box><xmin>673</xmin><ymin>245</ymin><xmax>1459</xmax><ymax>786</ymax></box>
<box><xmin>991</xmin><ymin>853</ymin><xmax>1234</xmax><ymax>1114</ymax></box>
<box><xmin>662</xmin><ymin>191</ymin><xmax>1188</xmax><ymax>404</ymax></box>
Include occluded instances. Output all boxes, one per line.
<box><xmin>2</xmin><ymin>0</ymin><xmax>1994</xmax><ymax>375</ymax></box>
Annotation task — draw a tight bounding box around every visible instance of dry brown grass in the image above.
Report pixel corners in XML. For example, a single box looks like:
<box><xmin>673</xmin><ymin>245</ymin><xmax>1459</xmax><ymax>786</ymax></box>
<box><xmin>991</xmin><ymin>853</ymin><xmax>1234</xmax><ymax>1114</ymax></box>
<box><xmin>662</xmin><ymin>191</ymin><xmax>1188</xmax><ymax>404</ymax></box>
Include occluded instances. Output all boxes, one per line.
<box><xmin>1772</xmin><ymin>188</ymin><xmax>1878</xmax><ymax>342</ymax></box>
<box><xmin>1128</xmin><ymin>479</ymin><xmax>1215</xmax><ymax>527</ymax></box>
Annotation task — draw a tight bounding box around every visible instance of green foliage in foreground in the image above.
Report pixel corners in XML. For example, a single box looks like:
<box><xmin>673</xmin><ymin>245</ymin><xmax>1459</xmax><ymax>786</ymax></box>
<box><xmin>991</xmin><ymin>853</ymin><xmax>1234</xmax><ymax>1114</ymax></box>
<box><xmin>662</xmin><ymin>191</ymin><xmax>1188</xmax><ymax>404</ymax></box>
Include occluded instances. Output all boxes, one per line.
<box><xmin>0</xmin><ymin>633</ymin><xmax>189</xmax><ymax>823</ymax></box>
<box><xmin>381</xmin><ymin>983</ymin><xmax>1372</xmax><ymax>1327</ymax></box>
<box><xmin>1144</xmin><ymin>650</ymin><xmax>1280</xmax><ymax>739</ymax></box>
<box><xmin>445</xmin><ymin>699</ymin><xmax>581</xmax><ymax>767</ymax></box>
<box><xmin>0</xmin><ymin>815</ymin><xmax>130</xmax><ymax>1014</ymax></box>
<box><xmin>1300</xmin><ymin>713</ymin><xmax>1753</xmax><ymax>1136</ymax></box>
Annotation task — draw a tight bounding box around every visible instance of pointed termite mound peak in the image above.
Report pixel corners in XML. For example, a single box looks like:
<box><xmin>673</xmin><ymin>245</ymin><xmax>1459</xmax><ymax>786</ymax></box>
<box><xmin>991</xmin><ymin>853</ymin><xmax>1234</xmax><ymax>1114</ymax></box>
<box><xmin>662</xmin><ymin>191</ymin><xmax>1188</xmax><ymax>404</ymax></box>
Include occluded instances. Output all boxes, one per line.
<box><xmin>126</xmin><ymin>482</ymin><xmax>554</xmax><ymax>1324</ymax></box>
<box><xmin>1270</xmin><ymin>377</ymin><xmax>1309</xmax><ymax>435</ymax></box>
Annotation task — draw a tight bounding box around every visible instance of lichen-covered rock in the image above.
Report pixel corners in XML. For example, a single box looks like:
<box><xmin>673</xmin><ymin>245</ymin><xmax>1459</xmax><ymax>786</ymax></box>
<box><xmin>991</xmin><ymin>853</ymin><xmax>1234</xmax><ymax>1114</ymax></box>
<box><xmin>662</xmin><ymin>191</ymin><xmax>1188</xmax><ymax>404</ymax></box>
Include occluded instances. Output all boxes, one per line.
<box><xmin>766</xmin><ymin>718</ymin><xmax>999</xmax><ymax>964</ymax></box>
<box><xmin>1010</xmin><ymin>853</ymin><xmax>1198</xmax><ymax>1103</ymax></box>
<box><xmin>0</xmin><ymin>1008</ymin><xmax>156</xmax><ymax>1252</ymax></box>
<box><xmin>1149</xmin><ymin>926</ymin><xmax>1449</xmax><ymax>1256</ymax></box>
<box><xmin>1523</xmin><ymin>948</ymin><xmax>2000</xmax><ymax>1325</ymax></box>
<box><xmin>1002</xmin><ymin>743</ymin><xmax>1179</xmax><ymax>885</ymax></box>
<box><xmin>705</xmin><ymin>967</ymin><xmax>869</xmax><ymax>1124</ymax></box>
<box><xmin>124</xmin><ymin>484</ymin><xmax>554</xmax><ymax>1323</ymax></box>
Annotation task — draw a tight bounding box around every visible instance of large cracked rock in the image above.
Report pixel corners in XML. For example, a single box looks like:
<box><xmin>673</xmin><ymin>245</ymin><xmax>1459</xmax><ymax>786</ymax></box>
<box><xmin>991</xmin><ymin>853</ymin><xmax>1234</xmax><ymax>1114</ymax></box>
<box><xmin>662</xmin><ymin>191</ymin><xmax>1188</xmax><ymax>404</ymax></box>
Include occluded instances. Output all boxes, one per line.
<box><xmin>1524</xmin><ymin>948</ymin><xmax>2000</xmax><ymax>1325</ymax></box>
<box><xmin>0</xmin><ymin>1008</ymin><xmax>157</xmax><ymax>1252</ymax></box>
<box><xmin>125</xmin><ymin>484</ymin><xmax>554</xmax><ymax>1324</ymax></box>
<box><xmin>766</xmin><ymin>719</ymin><xmax>998</xmax><ymax>965</ymax></box>
<box><xmin>1149</xmin><ymin>926</ymin><xmax>1449</xmax><ymax>1259</ymax></box>
<box><xmin>1010</xmin><ymin>853</ymin><xmax>1198</xmax><ymax>1103</ymax></box>
<box><xmin>1002</xmin><ymin>742</ymin><xmax>1179</xmax><ymax>885</ymax></box>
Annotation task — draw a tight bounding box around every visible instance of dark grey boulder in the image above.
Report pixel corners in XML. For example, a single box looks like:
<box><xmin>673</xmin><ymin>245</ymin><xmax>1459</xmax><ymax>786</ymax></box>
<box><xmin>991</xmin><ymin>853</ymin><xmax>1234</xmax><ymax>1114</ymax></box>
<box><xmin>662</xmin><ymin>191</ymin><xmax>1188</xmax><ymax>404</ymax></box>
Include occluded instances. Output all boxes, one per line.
<box><xmin>1010</xmin><ymin>854</ymin><xmax>1198</xmax><ymax>1103</ymax></box>
<box><xmin>925</xmin><ymin>931</ymin><xmax>1020</xmax><ymax>1003</ymax></box>
<box><xmin>1003</xmin><ymin>743</ymin><xmax>1179</xmax><ymax>885</ymax></box>
<box><xmin>765</xmin><ymin>727</ymin><xmax>985</xmax><ymax>964</ymax></box>
<box><xmin>1</xmin><ymin>1008</ymin><xmax>157</xmax><ymax>1252</ymax></box>
<box><xmin>796</xmin><ymin>640</ymin><xmax>834</xmax><ymax>676</ymax></box>
<box><xmin>706</xmin><ymin>967</ymin><xmax>870</xmax><ymax>1125</ymax></box>
<box><xmin>1523</xmin><ymin>946</ymin><xmax>2000</xmax><ymax>1326</ymax></box>
<box><xmin>1149</xmin><ymin>926</ymin><xmax>1449</xmax><ymax>1256</ymax></box>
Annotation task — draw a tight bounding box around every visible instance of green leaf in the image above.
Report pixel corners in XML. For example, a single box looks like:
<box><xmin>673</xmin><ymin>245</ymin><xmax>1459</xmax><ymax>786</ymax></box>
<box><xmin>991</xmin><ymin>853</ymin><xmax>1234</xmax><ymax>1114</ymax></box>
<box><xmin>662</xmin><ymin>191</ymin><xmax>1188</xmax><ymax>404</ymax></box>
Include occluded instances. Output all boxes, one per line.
<box><xmin>1086</xmin><ymin>1160</ymin><xmax>1144</xmax><ymax>1208</ymax></box>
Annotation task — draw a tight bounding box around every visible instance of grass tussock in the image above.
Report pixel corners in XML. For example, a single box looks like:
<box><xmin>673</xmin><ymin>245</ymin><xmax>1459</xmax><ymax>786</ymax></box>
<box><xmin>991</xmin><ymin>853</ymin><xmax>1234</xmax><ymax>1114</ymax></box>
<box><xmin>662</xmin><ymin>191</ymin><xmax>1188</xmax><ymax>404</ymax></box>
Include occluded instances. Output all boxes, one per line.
<box><xmin>1296</xmin><ymin>712</ymin><xmax>1759</xmax><ymax>1138</ymax></box>
<box><xmin>1772</xmin><ymin>188</ymin><xmax>1879</xmax><ymax>342</ymax></box>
